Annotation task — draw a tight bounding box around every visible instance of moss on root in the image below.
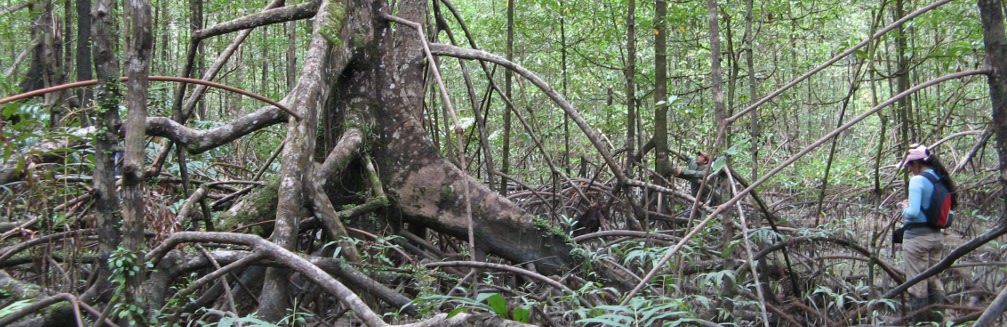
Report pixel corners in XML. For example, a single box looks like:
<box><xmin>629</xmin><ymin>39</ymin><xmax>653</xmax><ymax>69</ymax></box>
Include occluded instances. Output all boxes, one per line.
<box><xmin>320</xmin><ymin>1</ymin><xmax>347</xmax><ymax>47</ymax></box>
<box><xmin>218</xmin><ymin>179</ymin><xmax>280</xmax><ymax>235</ymax></box>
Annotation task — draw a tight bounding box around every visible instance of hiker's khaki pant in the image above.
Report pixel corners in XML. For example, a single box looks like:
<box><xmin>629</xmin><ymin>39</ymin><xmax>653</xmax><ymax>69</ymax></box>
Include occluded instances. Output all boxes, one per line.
<box><xmin>903</xmin><ymin>232</ymin><xmax>945</xmax><ymax>298</ymax></box>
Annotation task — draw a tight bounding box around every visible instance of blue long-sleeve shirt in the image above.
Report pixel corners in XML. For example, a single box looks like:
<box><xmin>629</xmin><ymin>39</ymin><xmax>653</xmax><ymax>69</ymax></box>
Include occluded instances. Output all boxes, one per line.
<box><xmin>902</xmin><ymin>168</ymin><xmax>937</xmax><ymax>224</ymax></box>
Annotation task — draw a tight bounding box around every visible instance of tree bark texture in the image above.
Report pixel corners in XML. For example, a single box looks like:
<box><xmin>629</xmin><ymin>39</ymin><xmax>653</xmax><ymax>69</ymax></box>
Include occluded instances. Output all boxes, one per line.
<box><xmin>977</xmin><ymin>3</ymin><xmax>1007</xmax><ymax>291</ymax></box>
<box><xmin>22</xmin><ymin>1</ymin><xmax>63</xmax><ymax>128</ymax></box>
<box><xmin>624</xmin><ymin>0</ymin><xmax>636</xmax><ymax>173</ymax></box>
<box><xmin>76</xmin><ymin>0</ymin><xmax>93</xmax><ymax>112</ymax></box>
<box><xmin>373</xmin><ymin>1</ymin><xmax>575</xmax><ymax>274</ymax></box>
<box><xmin>500</xmin><ymin>0</ymin><xmax>514</xmax><ymax>194</ymax></box>
<box><xmin>122</xmin><ymin>0</ymin><xmax>154</xmax><ymax>318</ymax></box>
<box><xmin>654</xmin><ymin>0</ymin><xmax>670</xmax><ymax>176</ymax></box>
<box><xmin>85</xmin><ymin>0</ymin><xmax>123</xmax><ymax>301</ymax></box>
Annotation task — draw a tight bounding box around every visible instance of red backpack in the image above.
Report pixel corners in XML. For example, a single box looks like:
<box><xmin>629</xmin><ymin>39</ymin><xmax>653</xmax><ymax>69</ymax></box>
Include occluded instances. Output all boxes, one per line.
<box><xmin>919</xmin><ymin>171</ymin><xmax>953</xmax><ymax>229</ymax></box>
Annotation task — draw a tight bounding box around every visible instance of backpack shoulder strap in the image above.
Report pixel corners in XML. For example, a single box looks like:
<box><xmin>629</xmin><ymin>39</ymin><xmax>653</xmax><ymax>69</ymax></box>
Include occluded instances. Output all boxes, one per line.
<box><xmin>920</xmin><ymin>170</ymin><xmax>941</xmax><ymax>185</ymax></box>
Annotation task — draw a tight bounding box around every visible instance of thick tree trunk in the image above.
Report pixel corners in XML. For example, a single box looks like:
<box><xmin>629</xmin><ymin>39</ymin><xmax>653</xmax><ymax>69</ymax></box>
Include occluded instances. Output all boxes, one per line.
<box><xmin>706</xmin><ymin>0</ymin><xmax>738</xmax><ymax>315</ymax></box>
<box><xmin>978</xmin><ymin>0</ymin><xmax>1007</xmax><ymax>239</ymax></box>
<box><xmin>959</xmin><ymin>26</ymin><xmax>1007</xmax><ymax>327</ymax></box>
<box><xmin>372</xmin><ymin>0</ymin><xmax>574</xmax><ymax>275</ymax></box>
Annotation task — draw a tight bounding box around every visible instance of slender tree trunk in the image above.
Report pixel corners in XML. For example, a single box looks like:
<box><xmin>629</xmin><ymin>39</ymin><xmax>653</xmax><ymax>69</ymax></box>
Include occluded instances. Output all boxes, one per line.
<box><xmin>624</xmin><ymin>0</ymin><xmax>636</xmax><ymax>172</ymax></box>
<box><xmin>707</xmin><ymin>0</ymin><xmax>736</xmax><ymax>314</ymax></box>
<box><xmin>122</xmin><ymin>0</ymin><xmax>153</xmax><ymax>321</ymax></box>
<box><xmin>616</xmin><ymin>0</ymin><xmax>646</xmax><ymax>231</ymax></box>
<box><xmin>725</xmin><ymin>15</ymin><xmax>737</xmax><ymax>117</ymax></box>
<box><xmin>85</xmin><ymin>0</ymin><xmax>123</xmax><ymax>301</ymax></box>
<box><xmin>76</xmin><ymin>0</ymin><xmax>92</xmax><ymax>122</ymax></box>
<box><xmin>560</xmin><ymin>0</ymin><xmax>569</xmax><ymax>174</ymax></box>
<box><xmin>164</xmin><ymin>0</ymin><xmax>206</xmax><ymax>214</ymax></box>
<box><xmin>500</xmin><ymin>0</ymin><xmax>514</xmax><ymax>194</ymax></box>
<box><xmin>896</xmin><ymin>0</ymin><xmax>912</xmax><ymax>145</ymax></box>
<box><xmin>286</xmin><ymin>20</ymin><xmax>296</xmax><ymax>89</ymax></box>
<box><xmin>63</xmin><ymin>0</ymin><xmax>72</xmax><ymax>83</ymax></box>
<box><xmin>744</xmin><ymin>0</ymin><xmax>757</xmax><ymax>179</ymax></box>
<box><xmin>708</xmin><ymin>0</ymin><xmax>727</xmax><ymax>145</ymax></box>
<box><xmin>261</xmin><ymin>26</ymin><xmax>268</xmax><ymax>94</ymax></box>
<box><xmin>189</xmin><ymin>0</ymin><xmax>205</xmax><ymax>118</ymax></box>
<box><xmin>654</xmin><ymin>0</ymin><xmax>670</xmax><ymax>177</ymax></box>
<box><xmin>153</xmin><ymin>0</ymin><xmax>163</xmax><ymax>73</ymax></box>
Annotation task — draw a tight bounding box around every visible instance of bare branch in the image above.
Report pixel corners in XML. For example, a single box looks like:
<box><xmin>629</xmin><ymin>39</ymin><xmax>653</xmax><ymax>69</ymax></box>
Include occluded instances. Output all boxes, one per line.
<box><xmin>428</xmin><ymin>43</ymin><xmax>628</xmax><ymax>185</ymax></box>
<box><xmin>0</xmin><ymin>2</ymin><xmax>29</xmax><ymax>17</ymax></box>
<box><xmin>0</xmin><ymin>293</ymin><xmax>86</xmax><ymax>327</ymax></box>
<box><xmin>572</xmin><ymin>230</ymin><xmax>680</xmax><ymax>244</ymax></box>
<box><xmin>0</xmin><ymin>76</ymin><xmax>298</xmax><ymax>119</ymax></box>
<box><xmin>193</xmin><ymin>0</ymin><xmax>320</xmax><ymax>40</ymax></box>
<box><xmin>426</xmin><ymin>261</ymin><xmax>575</xmax><ymax>295</ymax></box>
<box><xmin>145</xmin><ymin>105</ymin><xmax>287</xmax><ymax>154</ymax></box>
<box><xmin>3</xmin><ymin>34</ymin><xmax>41</xmax><ymax>78</ymax></box>
<box><xmin>148</xmin><ymin>232</ymin><xmax>387</xmax><ymax>327</ymax></box>
<box><xmin>0</xmin><ymin>229</ymin><xmax>96</xmax><ymax>266</ymax></box>
<box><xmin>725</xmin><ymin>0</ymin><xmax>955</xmax><ymax>123</ymax></box>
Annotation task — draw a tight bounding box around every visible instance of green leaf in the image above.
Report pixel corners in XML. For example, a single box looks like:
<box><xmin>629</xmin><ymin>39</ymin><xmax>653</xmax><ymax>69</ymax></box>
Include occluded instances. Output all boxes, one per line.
<box><xmin>577</xmin><ymin>313</ymin><xmax>632</xmax><ymax>327</ymax></box>
<box><xmin>483</xmin><ymin>293</ymin><xmax>508</xmax><ymax>317</ymax></box>
<box><xmin>512</xmin><ymin>306</ymin><xmax>531</xmax><ymax>323</ymax></box>
<box><xmin>640</xmin><ymin>302</ymin><xmax>684</xmax><ymax>324</ymax></box>
<box><xmin>591</xmin><ymin>304</ymin><xmax>635</xmax><ymax>314</ymax></box>
<box><xmin>711</xmin><ymin>156</ymin><xmax>726</xmax><ymax>173</ymax></box>
<box><xmin>853</xmin><ymin>49</ymin><xmax>868</xmax><ymax>59</ymax></box>
<box><xmin>447</xmin><ymin>307</ymin><xmax>468</xmax><ymax>319</ymax></box>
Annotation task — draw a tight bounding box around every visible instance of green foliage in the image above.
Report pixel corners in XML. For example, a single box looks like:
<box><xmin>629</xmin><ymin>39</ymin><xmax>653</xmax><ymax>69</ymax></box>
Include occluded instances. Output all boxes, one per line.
<box><xmin>320</xmin><ymin>1</ymin><xmax>347</xmax><ymax>47</ymax></box>
<box><xmin>694</xmin><ymin>270</ymin><xmax>736</xmax><ymax>290</ymax></box>
<box><xmin>95</xmin><ymin>80</ymin><xmax>124</xmax><ymax>115</ymax></box>
<box><xmin>573</xmin><ymin>297</ymin><xmax>689</xmax><ymax>327</ymax></box>
<box><xmin>363</xmin><ymin>234</ymin><xmax>404</xmax><ymax>266</ymax></box>
<box><xmin>108</xmin><ymin>246</ymin><xmax>151</xmax><ymax>326</ymax></box>
<box><xmin>532</xmin><ymin>215</ymin><xmax>572</xmax><ymax>244</ymax></box>
<box><xmin>1</xmin><ymin>101</ymin><xmax>48</xmax><ymax>165</ymax></box>
<box><xmin>621</xmin><ymin>241</ymin><xmax>669</xmax><ymax>270</ymax></box>
<box><xmin>212</xmin><ymin>312</ymin><xmax>279</xmax><ymax>327</ymax></box>
<box><xmin>415</xmin><ymin>292</ymin><xmax>533</xmax><ymax>323</ymax></box>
